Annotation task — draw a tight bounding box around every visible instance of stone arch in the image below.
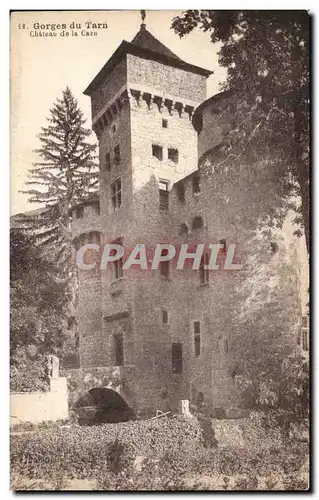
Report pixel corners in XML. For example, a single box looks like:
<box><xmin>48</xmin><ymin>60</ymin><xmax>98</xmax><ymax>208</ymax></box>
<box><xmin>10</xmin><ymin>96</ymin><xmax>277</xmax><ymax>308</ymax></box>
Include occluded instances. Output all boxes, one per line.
<box><xmin>74</xmin><ymin>387</ymin><xmax>136</xmax><ymax>425</ymax></box>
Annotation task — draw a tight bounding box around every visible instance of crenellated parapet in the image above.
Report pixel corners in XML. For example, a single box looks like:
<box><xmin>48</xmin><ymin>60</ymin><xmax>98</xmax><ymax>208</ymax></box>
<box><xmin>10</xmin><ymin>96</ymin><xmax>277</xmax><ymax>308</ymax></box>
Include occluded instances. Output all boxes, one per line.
<box><xmin>92</xmin><ymin>85</ymin><xmax>196</xmax><ymax>139</ymax></box>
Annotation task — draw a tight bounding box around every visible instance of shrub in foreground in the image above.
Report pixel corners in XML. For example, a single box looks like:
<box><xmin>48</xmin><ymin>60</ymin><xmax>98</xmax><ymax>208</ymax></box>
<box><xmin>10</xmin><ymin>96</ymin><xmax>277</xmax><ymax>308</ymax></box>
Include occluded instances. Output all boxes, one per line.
<box><xmin>11</xmin><ymin>416</ymin><xmax>202</xmax><ymax>480</ymax></box>
<box><xmin>11</xmin><ymin>415</ymin><xmax>309</xmax><ymax>491</ymax></box>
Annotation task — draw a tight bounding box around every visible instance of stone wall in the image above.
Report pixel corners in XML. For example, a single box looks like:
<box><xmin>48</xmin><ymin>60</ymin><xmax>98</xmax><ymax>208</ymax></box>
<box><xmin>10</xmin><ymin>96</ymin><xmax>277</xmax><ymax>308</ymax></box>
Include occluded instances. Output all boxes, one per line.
<box><xmin>127</xmin><ymin>54</ymin><xmax>207</xmax><ymax>102</ymax></box>
<box><xmin>91</xmin><ymin>58</ymin><xmax>127</xmax><ymax>119</ymax></box>
<box><xmin>120</xmin><ymin>55</ymin><xmax>209</xmax><ymax>411</ymax></box>
<box><xmin>192</xmin><ymin>91</ymin><xmax>307</xmax><ymax>373</ymax></box>
<box><xmin>10</xmin><ymin>378</ymin><xmax>68</xmax><ymax>426</ymax></box>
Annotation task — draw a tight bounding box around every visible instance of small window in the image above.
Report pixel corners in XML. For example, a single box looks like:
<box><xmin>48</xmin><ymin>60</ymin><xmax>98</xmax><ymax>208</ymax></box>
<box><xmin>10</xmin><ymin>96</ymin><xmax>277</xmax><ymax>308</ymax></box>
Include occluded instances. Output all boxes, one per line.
<box><xmin>199</xmin><ymin>254</ymin><xmax>209</xmax><ymax>285</ymax></box>
<box><xmin>193</xmin><ymin>174</ymin><xmax>200</xmax><ymax>194</ymax></box>
<box><xmin>196</xmin><ymin>392</ymin><xmax>204</xmax><ymax>406</ymax></box>
<box><xmin>92</xmin><ymin>201</ymin><xmax>100</xmax><ymax>215</ymax></box>
<box><xmin>111</xmin><ymin>179</ymin><xmax>122</xmax><ymax>211</ymax></box>
<box><xmin>220</xmin><ymin>239</ymin><xmax>227</xmax><ymax>253</ymax></box>
<box><xmin>168</xmin><ymin>148</ymin><xmax>179</xmax><ymax>164</ymax></box>
<box><xmin>192</xmin><ymin>216</ymin><xmax>204</xmax><ymax>230</ymax></box>
<box><xmin>159</xmin><ymin>180</ymin><xmax>169</xmax><ymax>211</ymax></box>
<box><xmin>160</xmin><ymin>260</ymin><xmax>170</xmax><ymax>277</ymax></box>
<box><xmin>176</xmin><ymin>183</ymin><xmax>185</xmax><ymax>203</ymax></box>
<box><xmin>112</xmin><ymin>124</ymin><xmax>117</xmax><ymax>134</ymax></box>
<box><xmin>302</xmin><ymin>316</ymin><xmax>309</xmax><ymax>328</ymax></box>
<box><xmin>110</xmin><ymin>238</ymin><xmax>123</xmax><ymax>280</ymax></box>
<box><xmin>179</xmin><ymin>223</ymin><xmax>188</xmax><ymax>236</ymax></box>
<box><xmin>160</xmin><ymin>248</ymin><xmax>170</xmax><ymax>279</ymax></box>
<box><xmin>194</xmin><ymin>321</ymin><xmax>201</xmax><ymax>357</ymax></box>
<box><xmin>105</xmin><ymin>152</ymin><xmax>111</xmax><ymax>171</ymax></box>
<box><xmin>162</xmin><ymin>119</ymin><xmax>168</xmax><ymax>128</ymax></box>
<box><xmin>114</xmin><ymin>257</ymin><xmax>123</xmax><ymax>280</ymax></box>
<box><xmin>301</xmin><ymin>315</ymin><xmax>309</xmax><ymax>352</ymax></box>
<box><xmin>152</xmin><ymin>144</ymin><xmax>163</xmax><ymax>161</ymax></box>
<box><xmin>162</xmin><ymin>309</ymin><xmax>168</xmax><ymax>324</ymax></box>
<box><xmin>159</xmin><ymin>180</ymin><xmax>169</xmax><ymax>191</ymax></box>
<box><xmin>75</xmin><ymin>206</ymin><xmax>84</xmax><ymax>219</ymax></box>
<box><xmin>224</xmin><ymin>339</ymin><xmax>229</xmax><ymax>353</ymax></box>
<box><xmin>302</xmin><ymin>329</ymin><xmax>309</xmax><ymax>351</ymax></box>
<box><xmin>159</xmin><ymin>191</ymin><xmax>169</xmax><ymax>211</ymax></box>
<box><xmin>172</xmin><ymin>342</ymin><xmax>182</xmax><ymax>374</ymax></box>
<box><xmin>270</xmin><ymin>242</ymin><xmax>279</xmax><ymax>254</ymax></box>
<box><xmin>114</xmin><ymin>333</ymin><xmax>124</xmax><ymax>366</ymax></box>
<box><xmin>114</xmin><ymin>144</ymin><xmax>120</xmax><ymax>164</ymax></box>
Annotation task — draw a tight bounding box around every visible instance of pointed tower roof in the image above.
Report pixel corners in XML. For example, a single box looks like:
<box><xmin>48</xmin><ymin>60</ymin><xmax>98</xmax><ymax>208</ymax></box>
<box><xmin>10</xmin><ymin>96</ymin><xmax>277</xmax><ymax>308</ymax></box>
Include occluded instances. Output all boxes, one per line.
<box><xmin>131</xmin><ymin>23</ymin><xmax>182</xmax><ymax>62</ymax></box>
<box><xmin>84</xmin><ymin>24</ymin><xmax>212</xmax><ymax>96</ymax></box>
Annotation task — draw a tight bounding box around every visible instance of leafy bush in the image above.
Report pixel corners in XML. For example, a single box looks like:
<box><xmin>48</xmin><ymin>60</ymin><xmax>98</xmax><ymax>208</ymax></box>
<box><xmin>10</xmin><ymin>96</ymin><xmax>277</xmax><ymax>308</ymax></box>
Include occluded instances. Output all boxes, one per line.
<box><xmin>10</xmin><ymin>349</ymin><xmax>48</xmax><ymax>392</ymax></box>
<box><xmin>10</xmin><ymin>228</ymin><xmax>72</xmax><ymax>392</ymax></box>
<box><xmin>237</xmin><ymin>355</ymin><xmax>309</xmax><ymax>421</ymax></box>
<box><xmin>11</xmin><ymin>416</ymin><xmax>203</xmax><ymax>480</ymax></box>
<box><xmin>11</xmin><ymin>415</ymin><xmax>309</xmax><ymax>491</ymax></box>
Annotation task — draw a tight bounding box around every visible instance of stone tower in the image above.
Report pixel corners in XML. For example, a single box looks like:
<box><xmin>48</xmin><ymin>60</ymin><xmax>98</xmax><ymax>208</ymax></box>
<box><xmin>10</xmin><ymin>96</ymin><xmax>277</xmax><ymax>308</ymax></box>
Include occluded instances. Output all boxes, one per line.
<box><xmin>74</xmin><ymin>24</ymin><xmax>212</xmax><ymax>413</ymax></box>
<box><xmin>69</xmin><ymin>23</ymin><xmax>307</xmax><ymax>417</ymax></box>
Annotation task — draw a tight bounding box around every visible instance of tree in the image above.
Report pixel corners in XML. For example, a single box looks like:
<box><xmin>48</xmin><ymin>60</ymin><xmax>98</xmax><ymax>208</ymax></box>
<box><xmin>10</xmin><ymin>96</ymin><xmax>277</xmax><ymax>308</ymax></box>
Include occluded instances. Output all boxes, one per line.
<box><xmin>172</xmin><ymin>11</ymin><xmax>309</xmax><ymax>253</ymax></box>
<box><xmin>17</xmin><ymin>87</ymin><xmax>99</xmax><ymax>344</ymax></box>
<box><xmin>10</xmin><ymin>229</ymin><xmax>70</xmax><ymax>391</ymax></box>
<box><xmin>19</xmin><ymin>86</ymin><xmax>98</xmax><ymax>276</ymax></box>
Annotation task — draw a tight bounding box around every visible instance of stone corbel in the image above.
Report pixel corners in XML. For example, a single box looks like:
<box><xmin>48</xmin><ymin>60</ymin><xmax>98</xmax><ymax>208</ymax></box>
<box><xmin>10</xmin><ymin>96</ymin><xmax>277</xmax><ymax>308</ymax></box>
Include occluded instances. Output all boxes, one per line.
<box><xmin>153</xmin><ymin>95</ymin><xmax>164</xmax><ymax>112</ymax></box>
<box><xmin>185</xmin><ymin>105</ymin><xmax>195</xmax><ymax>120</ymax></box>
<box><xmin>93</xmin><ymin>121</ymin><xmax>103</xmax><ymax>140</ymax></box>
<box><xmin>92</xmin><ymin>122</ymin><xmax>99</xmax><ymax>137</ymax></box>
<box><xmin>116</xmin><ymin>97</ymin><xmax>123</xmax><ymax>112</ymax></box>
<box><xmin>165</xmin><ymin>98</ymin><xmax>173</xmax><ymax>116</ymax></box>
<box><xmin>106</xmin><ymin>108</ymin><xmax>113</xmax><ymax>123</ymax></box>
<box><xmin>119</xmin><ymin>89</ymin><xmax>131</xmax><ymax>107</ymax></box>
<box><xmin>131</xmin><ymin>89</ymin><xmax>142</xmax><ymax>106</ymax></box>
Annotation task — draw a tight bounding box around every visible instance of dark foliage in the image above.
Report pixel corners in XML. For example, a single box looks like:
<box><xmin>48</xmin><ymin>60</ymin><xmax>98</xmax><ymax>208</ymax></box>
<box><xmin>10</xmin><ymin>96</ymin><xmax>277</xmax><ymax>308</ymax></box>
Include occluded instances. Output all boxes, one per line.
<box><xmin>10</xmin><ymin>229</ymin><xmax>69</xmax><ymax>391</ymax></box>
<box><xmin>172</xmin><ymin>11</ymin><xmax>309</xmax><ymax>252</ymax></box>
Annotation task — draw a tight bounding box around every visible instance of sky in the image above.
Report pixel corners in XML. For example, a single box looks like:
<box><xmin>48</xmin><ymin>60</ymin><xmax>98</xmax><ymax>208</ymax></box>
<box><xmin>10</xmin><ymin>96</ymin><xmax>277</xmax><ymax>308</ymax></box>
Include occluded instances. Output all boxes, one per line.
<box><xmin>10</xmin><ymin>10</ymin><xmax>227</xmax><ymax>215</ymax></box>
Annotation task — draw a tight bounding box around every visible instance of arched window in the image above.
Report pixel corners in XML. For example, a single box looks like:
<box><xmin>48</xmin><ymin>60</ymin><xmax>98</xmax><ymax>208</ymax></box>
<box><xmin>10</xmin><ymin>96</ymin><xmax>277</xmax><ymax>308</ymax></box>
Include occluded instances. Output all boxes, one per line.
<box><xmin>88</xmin><ymin>231</ymin><xmax>101</xmax><ymax>245</ymax></box>
<box><xmin>176</xmin><ymin>183</ymin><xmax>185</xmax><ymax>203</ymax></box>
<box><xmin>196</xmin><ymin>392</ymin><xmax>204</xmax><ymax>406</ymax></box>
<box><xmin>179</xmin><ymin>223</ymin><xmax>188</xmax><ymax>236</ymax></box>
<box><xmin>192</xmin><ymin>216</ymin><xmax>204</xmax><ymax>230</ymax></box>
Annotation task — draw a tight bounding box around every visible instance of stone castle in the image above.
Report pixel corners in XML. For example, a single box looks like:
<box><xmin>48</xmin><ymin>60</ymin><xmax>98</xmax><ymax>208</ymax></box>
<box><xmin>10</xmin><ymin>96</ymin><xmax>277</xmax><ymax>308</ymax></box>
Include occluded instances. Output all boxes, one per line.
<box><xmin>69</xmin><ymin>23</ymin><xmax>309</xmax><ymax>416</ymax></box>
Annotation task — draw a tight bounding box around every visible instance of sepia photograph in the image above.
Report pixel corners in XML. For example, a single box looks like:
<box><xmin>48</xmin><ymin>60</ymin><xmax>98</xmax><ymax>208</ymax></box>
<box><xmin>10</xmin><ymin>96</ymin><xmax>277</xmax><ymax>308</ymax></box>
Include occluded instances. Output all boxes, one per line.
<box><xmin>10</xmin><ymin>9</ymin><xmax>310</xmax><ymax>491</ymax></box>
